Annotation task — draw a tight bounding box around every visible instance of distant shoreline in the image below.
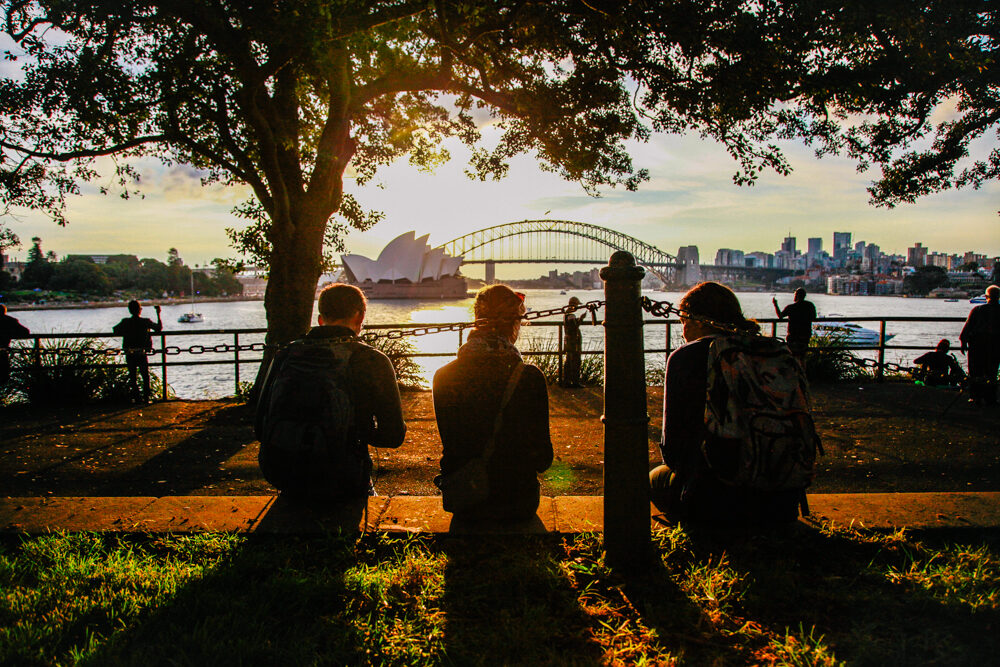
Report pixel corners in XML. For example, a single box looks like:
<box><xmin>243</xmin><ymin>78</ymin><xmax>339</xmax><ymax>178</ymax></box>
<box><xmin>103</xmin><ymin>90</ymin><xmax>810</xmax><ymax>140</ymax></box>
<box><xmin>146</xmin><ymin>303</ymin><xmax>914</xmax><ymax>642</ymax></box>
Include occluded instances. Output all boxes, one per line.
<box><xmin>5</xmin><ymin>295</ymin><xmax>264</xmax><ymax>312</ymax></box>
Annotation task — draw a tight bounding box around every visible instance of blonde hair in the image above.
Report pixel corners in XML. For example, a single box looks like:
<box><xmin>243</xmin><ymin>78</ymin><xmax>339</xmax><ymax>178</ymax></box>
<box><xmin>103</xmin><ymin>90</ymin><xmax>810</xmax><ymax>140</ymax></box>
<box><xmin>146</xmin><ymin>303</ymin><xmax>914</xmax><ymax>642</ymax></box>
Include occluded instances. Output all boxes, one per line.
<box><xmin>473</xmin><ymin>284</ymin><xmax>526</xmax><ymax>343</ymax></box>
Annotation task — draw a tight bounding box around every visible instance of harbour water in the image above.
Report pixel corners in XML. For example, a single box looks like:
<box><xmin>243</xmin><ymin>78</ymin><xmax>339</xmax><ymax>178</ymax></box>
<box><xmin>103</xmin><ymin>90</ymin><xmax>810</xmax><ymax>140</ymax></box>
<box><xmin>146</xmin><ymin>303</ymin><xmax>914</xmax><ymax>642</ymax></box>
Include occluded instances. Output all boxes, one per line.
<box><xmin>9</xmin><ymin>290</ymin><xmax>974</xmax><ymax>398</ymax></box>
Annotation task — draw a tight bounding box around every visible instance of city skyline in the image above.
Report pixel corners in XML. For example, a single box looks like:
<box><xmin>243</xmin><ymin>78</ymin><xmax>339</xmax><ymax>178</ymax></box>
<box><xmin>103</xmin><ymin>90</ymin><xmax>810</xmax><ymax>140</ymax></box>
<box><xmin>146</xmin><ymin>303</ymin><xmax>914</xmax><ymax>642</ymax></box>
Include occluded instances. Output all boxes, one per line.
<box><xmin>2</xmin><ymin>127</ymin><xmax>997</xmax><ymax>272</ymax></box>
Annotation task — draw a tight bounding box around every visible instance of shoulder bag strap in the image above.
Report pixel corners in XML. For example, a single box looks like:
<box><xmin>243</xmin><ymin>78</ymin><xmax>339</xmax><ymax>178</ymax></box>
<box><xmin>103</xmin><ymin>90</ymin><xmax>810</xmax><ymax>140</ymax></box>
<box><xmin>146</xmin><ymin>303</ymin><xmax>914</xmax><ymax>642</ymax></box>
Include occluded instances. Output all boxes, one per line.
<box><xmin>481</xmin><ymin>362</ymin><xmax>525</xmax><ymax>462</ymax></box>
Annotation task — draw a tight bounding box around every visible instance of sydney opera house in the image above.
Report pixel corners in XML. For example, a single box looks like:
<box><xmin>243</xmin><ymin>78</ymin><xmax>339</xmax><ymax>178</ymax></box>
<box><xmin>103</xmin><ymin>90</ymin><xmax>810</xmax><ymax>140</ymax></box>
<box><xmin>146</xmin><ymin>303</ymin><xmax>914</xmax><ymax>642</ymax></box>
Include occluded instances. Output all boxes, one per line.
<box><xmin>340</xmin><ymin>231</ymin><xmax>467</xmax><ymax>299</ymax></box>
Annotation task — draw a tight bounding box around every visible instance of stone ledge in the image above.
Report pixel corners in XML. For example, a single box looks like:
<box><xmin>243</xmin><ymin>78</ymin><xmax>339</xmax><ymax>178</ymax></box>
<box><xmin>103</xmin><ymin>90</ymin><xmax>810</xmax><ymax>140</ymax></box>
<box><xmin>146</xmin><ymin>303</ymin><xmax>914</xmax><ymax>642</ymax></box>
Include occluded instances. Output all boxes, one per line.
<box><xmin>1</xmin><ymin>492</ymin><xmax>998</xmax><ymax>535</ymax></box>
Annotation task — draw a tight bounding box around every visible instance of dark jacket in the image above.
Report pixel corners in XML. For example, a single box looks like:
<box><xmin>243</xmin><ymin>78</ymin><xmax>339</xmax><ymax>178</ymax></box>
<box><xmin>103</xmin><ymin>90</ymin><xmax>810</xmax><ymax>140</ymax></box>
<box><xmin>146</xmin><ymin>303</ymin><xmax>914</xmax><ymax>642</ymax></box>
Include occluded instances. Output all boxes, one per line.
<box><xmin>433</xmin><ymin>338</ymin><xmax>553</xmax><ymax>517</ymax></box>
<box><xmin>960</xmin><ymin>302</ymin><xmax>1000</xmax><ymax>349</ymax></box>
<box><xmin>778</xmin><ymin>300</ymin><xmax>817</xmax><ymax>342</ymax></box>
<box><xmin>0</xmin><ymin>313</ymin><xmax>30</xmax><ymax>348</ymax></box>
<box><xmin>112</xmin><ymin>315</ymin><xmax>162</xmax><ymax>351</ymax></box>
<box><xmin>257</xmin><ymin>325</ymin><xmax>407</xmax><ymax>451</ymax></box>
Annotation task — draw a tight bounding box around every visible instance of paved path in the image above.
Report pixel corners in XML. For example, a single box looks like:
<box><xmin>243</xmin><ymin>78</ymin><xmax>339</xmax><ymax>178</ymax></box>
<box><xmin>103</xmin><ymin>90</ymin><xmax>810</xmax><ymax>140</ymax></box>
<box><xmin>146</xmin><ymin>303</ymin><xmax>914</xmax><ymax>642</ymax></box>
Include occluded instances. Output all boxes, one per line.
<box><xmin>2</xmin><ymin>492</ymin><xmax>998</xmax><ymax>535</ymax></box>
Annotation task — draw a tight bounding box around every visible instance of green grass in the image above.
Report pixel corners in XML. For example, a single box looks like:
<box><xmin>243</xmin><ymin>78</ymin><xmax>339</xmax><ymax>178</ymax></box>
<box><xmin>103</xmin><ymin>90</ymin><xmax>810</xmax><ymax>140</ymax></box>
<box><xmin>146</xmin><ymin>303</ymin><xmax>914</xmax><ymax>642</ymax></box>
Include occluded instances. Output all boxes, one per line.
<box><xmin>1</xmin><ymin>523</ymin><xmax>997</xmax><ymax>665</ymax></box>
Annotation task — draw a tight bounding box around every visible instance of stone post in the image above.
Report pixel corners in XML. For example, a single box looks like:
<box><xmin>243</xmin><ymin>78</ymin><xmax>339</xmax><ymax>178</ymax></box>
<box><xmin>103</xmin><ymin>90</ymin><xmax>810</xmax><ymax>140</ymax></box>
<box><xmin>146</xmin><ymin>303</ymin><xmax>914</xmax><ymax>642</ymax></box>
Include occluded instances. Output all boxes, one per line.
<box><xmin>600</xmin><ymin>251</ymin><xmax>651</xmax><ymax>571</ymax></box>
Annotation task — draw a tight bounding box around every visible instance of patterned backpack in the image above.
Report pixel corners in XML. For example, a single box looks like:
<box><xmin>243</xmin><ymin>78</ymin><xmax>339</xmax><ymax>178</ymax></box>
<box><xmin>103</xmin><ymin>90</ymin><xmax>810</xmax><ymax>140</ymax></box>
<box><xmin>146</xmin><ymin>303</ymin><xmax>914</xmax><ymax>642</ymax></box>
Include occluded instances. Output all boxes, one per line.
<box><xmin>702</xmin><ymin>335</ymin><xmax>822</xmax><ymax>495</ymax></box>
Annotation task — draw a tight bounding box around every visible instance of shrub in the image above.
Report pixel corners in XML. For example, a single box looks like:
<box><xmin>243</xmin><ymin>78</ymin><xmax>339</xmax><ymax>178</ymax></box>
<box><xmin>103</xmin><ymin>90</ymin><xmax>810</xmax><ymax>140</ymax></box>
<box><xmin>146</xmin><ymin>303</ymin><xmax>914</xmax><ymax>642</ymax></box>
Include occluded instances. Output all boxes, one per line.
<box><xmin>805</xmin><ymin>334</ymin><xmax>869</xmax><ymax>383</ymax></box>
<box><xmin>3</xmin><ymin>338</ymin><xmax>168</xmax><ymax>405</ymax></box>
<box><xmin>362</xmin><ymin>334</ymin><xmax>424</xmax><ymax>390</ymax></box>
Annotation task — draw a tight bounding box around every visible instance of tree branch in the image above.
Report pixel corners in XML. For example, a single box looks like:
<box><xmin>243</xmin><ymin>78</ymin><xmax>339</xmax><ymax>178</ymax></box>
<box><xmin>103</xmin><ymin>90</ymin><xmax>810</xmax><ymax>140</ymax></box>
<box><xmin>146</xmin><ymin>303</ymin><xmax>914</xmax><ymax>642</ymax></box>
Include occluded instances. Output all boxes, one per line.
<box><xmin>0</xmin><ymin>135</ymin><xmax>169</xmax><ymax>161</ymax></box>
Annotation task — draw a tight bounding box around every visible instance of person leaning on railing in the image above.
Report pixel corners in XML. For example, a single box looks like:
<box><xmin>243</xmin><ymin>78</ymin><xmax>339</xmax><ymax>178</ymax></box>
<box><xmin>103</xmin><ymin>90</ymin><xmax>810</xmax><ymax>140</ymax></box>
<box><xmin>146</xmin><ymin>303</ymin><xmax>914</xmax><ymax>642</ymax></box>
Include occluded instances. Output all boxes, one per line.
<box><xmin>0</xmin><ymin>303</ymin><xmax>31</xmax><ymax>390</ymax></box>
<box><xmin>432</xmin><ymin>284</ymin><xmax>553</xmax><ymax>520</ymax></box>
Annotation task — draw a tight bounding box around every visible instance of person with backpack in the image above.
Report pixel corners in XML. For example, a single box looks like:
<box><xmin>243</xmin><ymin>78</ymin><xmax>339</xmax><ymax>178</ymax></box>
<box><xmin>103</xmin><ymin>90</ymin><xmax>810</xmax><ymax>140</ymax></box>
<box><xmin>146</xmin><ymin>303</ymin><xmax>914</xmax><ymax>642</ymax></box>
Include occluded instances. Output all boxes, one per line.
<box><xmin>112</xmin><ymin>300</ymin><xmax>162</xmax><ymax>404</ymax></box>
<box><xmin>255</xmin><ymin>284</ymin><xmax>406</xmax><ymax>500</ymax></box>
<box><xmin>960</xmin><ymin>284</ymin><xmax>1000</xmax><ymax>406</ymax></box>
<box><xmin>433</xmin><ymin>285</ymin><xmax>553</xmax><ymax>520</ymax></box>
<box><xmin>650</xmin><ymin>281</ymin><xmax>821</xmax><ymax>528</ymax></box>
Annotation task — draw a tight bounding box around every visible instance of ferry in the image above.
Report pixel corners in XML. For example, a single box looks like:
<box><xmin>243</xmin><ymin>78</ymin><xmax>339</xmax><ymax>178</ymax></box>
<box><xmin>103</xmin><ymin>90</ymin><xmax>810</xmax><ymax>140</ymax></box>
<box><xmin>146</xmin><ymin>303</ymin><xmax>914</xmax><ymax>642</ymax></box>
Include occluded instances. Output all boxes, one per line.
<box><xmin>970</xmin><ymin>295</ymin><xmax>987</xmax><ymax>304</ymax></box>
<box><xmin>812</xmin><ymin>321</ymin><xmax>893</xmax><ymax>347</ymax></box>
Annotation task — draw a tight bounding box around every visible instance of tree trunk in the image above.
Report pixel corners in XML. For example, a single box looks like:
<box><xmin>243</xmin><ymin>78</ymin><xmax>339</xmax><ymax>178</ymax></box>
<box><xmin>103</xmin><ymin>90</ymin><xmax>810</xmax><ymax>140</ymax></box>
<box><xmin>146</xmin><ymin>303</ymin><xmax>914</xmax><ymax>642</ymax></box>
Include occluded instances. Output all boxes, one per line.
<box><xmin>249</xmin><ymin>207</ymin><xmax>329</xmax><ymax>400</ymax></box>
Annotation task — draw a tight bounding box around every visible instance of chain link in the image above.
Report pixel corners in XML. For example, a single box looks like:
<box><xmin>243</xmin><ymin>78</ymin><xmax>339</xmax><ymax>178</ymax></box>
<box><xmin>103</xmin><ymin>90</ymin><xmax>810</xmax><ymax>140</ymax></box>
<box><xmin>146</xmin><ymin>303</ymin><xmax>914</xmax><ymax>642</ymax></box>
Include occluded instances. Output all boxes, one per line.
<box><xmin>639</xmin><ymin>296</ymin><xmax>762</xmax><ymax>338</ymax></box>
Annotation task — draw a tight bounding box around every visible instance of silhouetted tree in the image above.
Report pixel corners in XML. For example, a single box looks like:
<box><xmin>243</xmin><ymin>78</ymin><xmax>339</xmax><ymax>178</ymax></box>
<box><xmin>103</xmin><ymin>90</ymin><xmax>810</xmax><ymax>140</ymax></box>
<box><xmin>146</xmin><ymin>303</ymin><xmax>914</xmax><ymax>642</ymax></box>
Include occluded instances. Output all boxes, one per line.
<box><xmin>1</xmin><ymin>1</ymin><xmax>995</xmax><ymax>361</ymax></box>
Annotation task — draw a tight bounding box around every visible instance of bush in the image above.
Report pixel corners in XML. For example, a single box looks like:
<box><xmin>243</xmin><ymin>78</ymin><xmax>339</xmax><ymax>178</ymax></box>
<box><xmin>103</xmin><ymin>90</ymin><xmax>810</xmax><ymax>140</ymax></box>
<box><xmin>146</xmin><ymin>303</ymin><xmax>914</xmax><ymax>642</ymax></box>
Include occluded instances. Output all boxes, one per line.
<box><xmin>805</xmin><ymin>334</ymin><xmax>870</xmax><ymax>383</ymax></box>
<box><xmin>362</xmin><ymin>334</ymin><xmax>425</xmax><ymax>390</ymax></box>
<box><xmin>519</xmin><ymin>336</ymin><xmax>604</xmax><ymax>386</ymax></box>
<box><xmin>3</xmin><ymin>338</ymin><xmax>168</xmax><ymax>405</ymax></box>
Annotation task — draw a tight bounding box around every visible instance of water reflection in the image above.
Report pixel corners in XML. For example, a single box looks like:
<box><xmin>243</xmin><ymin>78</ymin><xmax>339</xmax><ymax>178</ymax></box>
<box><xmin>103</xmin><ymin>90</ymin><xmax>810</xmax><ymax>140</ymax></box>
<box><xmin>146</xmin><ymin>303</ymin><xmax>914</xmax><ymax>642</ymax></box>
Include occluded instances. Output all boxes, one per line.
<box><xmin>9</xmin><ymin>288</ymin><xmax>973</xmax><ymax>399</ymax></box>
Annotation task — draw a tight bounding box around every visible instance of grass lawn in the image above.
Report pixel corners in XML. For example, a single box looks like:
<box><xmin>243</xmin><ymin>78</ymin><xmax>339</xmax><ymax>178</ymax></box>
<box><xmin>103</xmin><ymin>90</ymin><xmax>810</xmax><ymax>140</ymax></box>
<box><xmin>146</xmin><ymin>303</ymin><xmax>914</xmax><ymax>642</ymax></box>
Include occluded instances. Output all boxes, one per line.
<box><xmin>2</xmin><ymin>522</ymin><xmax>998</xmax><ymax>666</ymax></box>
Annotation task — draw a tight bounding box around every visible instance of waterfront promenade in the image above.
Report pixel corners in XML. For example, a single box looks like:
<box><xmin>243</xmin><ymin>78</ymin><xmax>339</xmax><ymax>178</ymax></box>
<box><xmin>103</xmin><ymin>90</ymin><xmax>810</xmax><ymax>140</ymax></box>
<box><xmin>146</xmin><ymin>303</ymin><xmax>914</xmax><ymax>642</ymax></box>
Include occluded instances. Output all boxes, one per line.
<box><xmin>2</xmin><ymin>381</ymin><xmax>998</xmax><ymax>533</ymax></box>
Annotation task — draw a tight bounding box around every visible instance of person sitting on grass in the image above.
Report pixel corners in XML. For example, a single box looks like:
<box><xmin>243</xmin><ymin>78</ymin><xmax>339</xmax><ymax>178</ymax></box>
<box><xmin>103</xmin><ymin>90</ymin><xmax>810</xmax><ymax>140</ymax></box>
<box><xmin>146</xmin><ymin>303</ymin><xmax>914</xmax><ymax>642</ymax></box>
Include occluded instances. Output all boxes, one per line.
<box><xmin>433</xmin><ymin>284</ymin><xmax>553</xmax><ymax>520</ymax></box>
<box><xmin>913</xmin><ymin>339</ymin><xmax>965</xmax><ymax>387</ymax></box>
<box><xmin>651</xmin><ymin>281</ymin><xmax>820</xmax><ymax>529</ymax></box>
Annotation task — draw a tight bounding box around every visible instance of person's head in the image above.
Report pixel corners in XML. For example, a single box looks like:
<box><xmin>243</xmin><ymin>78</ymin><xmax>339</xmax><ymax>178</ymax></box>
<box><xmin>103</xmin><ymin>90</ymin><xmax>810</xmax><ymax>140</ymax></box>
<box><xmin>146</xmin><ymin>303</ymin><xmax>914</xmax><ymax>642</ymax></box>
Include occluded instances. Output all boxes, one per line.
<box><xmin>0</xmin><ymin>303</ymin><xmax>6</xmax><ymax>316</ymax></box>
<box><xmin>793</xmin><ymin>287</ymin><xmax>806</xmax><ymax>302</ymax></box>
<box><xmin>678</xmin><ymin>281</ymin><xmax>759</xmax><ymax>342</ymax></box>
<box><xmin>568</xmin><ymin>296</ymin><xmax>581</xmax><ymax>307</ymax></box>
<box><xmin>987</xmin><ymin>284</ymin><xmax>999</xmax><ymax>303</ymax></box>
<box><xmin>127</xmin><ymin>300</ymin><xmax>141</xmax><ymax>316</ymax></box>
<box><xmin>317</xmin><ymin>284</ymin><xmax>367</xmax><ymax>333</ymax></box>
<box><xmin>936</xmin><ymin>339</ymin><xmax>951</xmax><ymax>353</ymax></box>
<box><xmin>474</xmin><ymin>284</ymin><xmax>526</xmax><ymax>343</ymax></box>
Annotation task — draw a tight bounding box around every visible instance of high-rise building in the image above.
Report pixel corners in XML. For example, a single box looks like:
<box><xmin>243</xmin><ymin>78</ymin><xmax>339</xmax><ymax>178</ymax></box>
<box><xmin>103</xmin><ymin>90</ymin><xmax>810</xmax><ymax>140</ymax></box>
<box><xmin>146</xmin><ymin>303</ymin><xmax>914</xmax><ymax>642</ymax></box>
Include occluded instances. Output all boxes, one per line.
<box><xmin>833</xmin><ymin>232</ymin><xmax>852</xmax><ymax>250</ymax></box>
<box><xmin>808</xmin><ymin>238</ymin><xmax>822</xmax><ymax>255</ymax></box>
<box><xmin>907</xmin><ymin>242</ymin><xmax>928</xmax><ymax>267</ymax></box>
<box><xmin>747</xmin><ymin>251</ymin><xmax>774</xmax><ymax>268</ymax></box>
<box><xmin>715</xmin><ymin>248</ymin><xmax>745</xmax><ymax>266</ymax></box>
<box><xmin>780</xmin><ymin>236</ymin><xmax>797</xmax><ymax>255</ymax></box>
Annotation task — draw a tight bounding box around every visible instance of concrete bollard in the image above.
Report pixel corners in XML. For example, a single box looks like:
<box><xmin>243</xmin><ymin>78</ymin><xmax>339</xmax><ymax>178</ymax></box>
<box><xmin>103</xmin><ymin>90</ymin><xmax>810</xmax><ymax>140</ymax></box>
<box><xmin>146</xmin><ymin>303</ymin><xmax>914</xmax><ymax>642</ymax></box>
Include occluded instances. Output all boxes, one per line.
<box><xmin>600</xmin><ymin>251</ymin><xmax>652</xmax><ymax>572</ymax></box>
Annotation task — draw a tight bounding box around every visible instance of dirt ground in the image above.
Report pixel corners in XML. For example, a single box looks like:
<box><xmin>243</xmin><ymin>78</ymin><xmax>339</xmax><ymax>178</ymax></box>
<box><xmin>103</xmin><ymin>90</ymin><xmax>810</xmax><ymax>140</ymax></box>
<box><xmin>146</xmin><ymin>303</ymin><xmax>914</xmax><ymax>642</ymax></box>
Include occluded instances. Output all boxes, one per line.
<box><xmin>2</xmin><ymin>382</ymin><xmax>998</xmax><ymax>498</ymax></box>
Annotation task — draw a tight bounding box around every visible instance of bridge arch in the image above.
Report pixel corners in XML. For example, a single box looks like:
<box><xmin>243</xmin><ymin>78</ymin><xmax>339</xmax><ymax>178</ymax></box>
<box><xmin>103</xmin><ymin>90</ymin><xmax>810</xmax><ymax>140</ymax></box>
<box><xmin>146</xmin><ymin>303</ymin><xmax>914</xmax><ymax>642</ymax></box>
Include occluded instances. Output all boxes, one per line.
<box><xmin>435</xmin><ymin>220</ymin><xmax>680</xmax><ymax>284</ymax></box>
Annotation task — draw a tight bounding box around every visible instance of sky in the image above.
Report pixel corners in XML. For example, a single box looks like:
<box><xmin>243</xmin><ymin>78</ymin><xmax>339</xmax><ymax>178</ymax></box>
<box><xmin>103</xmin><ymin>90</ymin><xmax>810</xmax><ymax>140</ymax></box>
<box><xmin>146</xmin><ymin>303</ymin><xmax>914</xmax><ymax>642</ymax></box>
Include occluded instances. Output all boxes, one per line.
<box><xmin>3</xmin><ymin>129</ymin><xmax>996</xmax><ymax>279</ymax></box>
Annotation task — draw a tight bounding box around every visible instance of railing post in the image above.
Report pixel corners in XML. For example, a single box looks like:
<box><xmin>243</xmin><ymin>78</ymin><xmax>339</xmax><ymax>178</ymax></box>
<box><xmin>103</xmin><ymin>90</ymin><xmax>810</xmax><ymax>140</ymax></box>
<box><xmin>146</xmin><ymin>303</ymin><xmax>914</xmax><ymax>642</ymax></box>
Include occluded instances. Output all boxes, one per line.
<box><xmin>877</xmin><ymin>320</ymin><xmax>886</xmax><ymax>383</ymax></box>
<box><xmin>234</xmin><ymin>331</ymin><xmax>240</xmax><ymax>396</ymax></box>
<box><xmin>558</xmin><ymin>322</ymin><xmax>564</xmax><ymax>385</ymax></box>
<box><xmin>600</xmin><ymin>251</ymin><xmax>651</xmax><ymax>572</ymax></box>
<box><xmin>160</xmin><ymin>333</ymin><xmax>168</xmax><ymax>401</ymax></box>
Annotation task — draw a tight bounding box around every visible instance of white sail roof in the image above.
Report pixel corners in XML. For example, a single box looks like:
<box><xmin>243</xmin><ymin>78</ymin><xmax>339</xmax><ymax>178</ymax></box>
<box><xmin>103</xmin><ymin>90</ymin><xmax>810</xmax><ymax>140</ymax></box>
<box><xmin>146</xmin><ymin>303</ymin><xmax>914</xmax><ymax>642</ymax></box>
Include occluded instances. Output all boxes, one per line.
<box><xmin>340</xmin><ymin>231</ymin><xmax>463</xmax><ymax>283</ymax></box>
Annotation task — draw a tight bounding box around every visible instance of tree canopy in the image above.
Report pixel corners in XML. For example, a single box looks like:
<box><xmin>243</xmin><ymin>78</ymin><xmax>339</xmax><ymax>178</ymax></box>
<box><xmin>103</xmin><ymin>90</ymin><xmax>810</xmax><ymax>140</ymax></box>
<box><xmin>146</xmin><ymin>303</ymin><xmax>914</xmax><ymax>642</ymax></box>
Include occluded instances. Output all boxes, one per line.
<box><xmin>1</xmin><ymin>0</ymin><xmax>996</xmax><ymax>346</ymax></box>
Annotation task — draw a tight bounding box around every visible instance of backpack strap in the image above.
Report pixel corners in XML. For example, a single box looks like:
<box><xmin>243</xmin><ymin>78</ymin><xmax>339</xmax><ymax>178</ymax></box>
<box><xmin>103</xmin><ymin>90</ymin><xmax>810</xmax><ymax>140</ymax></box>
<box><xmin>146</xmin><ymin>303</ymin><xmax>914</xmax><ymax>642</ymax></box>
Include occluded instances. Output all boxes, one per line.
<box><xmin>481</xmin><ymin>362</ymin><xmax>525</xmax><ymax>462</ymax></box>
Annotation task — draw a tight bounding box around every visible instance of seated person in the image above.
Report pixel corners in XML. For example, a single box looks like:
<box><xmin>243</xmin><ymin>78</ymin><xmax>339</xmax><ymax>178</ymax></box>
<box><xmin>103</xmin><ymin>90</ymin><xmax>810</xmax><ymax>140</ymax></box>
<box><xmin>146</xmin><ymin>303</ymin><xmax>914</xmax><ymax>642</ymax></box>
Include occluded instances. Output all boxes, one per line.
<box><xmin>650</xmin><ymin>281</ymin><xmax>814</xmax><ymax>528</ymax></box>
<box><xmin>913</xmin><ymin>339</ymin><xmax>965</xmax><ymax>387</ymax></box>
<box><xmin>433</xmin><ymin>285</ymin><xmax>553</xmax><ymax>520</ymax></box>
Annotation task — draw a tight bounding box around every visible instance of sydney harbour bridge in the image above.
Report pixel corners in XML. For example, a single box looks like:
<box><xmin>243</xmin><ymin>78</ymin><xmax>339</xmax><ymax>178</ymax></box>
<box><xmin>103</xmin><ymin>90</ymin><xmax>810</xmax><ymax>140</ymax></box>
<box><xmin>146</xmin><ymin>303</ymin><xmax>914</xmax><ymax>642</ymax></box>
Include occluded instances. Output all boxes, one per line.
<box><xmin>432</xmin><ymin>220</ymin><xmax>790</xmax><ymax>286</ymax></box>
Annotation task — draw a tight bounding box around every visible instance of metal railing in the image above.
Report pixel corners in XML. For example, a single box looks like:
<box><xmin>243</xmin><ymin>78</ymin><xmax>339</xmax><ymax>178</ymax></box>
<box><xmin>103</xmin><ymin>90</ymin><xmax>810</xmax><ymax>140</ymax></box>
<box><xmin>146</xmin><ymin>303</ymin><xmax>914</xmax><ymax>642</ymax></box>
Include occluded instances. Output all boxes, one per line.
<box><xmin>4</xmin><ymin>315</ymin><xmax>968</xmax><ymax>399</ymax></box>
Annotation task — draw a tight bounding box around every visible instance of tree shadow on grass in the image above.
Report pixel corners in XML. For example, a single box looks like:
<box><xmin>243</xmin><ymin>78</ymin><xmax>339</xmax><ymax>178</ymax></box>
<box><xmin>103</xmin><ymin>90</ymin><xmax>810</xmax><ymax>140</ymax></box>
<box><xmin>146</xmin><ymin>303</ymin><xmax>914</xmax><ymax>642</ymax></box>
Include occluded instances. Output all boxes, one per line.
<box><xmin>81</xmin><ymin>532</ymin><xmax>370</xmax><ymax>666</ymax></box>
<box><xmin>439</xmin><ymin>535</ymin><xmax>608</xmax><ymax>665</ymax></box>
<box><xmin>678</xmin><ymin>522</ymin><xmax>1000</xmax><ymax>665</ymax></box>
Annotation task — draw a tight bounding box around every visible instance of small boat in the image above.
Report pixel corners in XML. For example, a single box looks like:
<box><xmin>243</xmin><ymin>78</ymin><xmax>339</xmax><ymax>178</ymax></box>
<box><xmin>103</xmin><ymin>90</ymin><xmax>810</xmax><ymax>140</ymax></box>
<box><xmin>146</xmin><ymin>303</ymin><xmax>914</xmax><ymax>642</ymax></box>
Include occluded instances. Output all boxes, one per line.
<box><xmin>177</xmin><ymin>273</ymin><xmax>203</xmax><ymax>323</ymax></box>
<box><xmin>812</xmin><ymin>322</ymin><xmax>893</xmax><ymax>347</ymax></box>
<box><xmin>944</xmin><ymin>298</ymin><xmax>960</xmax><ymax>302</ymax></box>
<box><xmin>969</xmin><ymin>295</ymin><xmax>987</xmax><ymax>304</ymax></box>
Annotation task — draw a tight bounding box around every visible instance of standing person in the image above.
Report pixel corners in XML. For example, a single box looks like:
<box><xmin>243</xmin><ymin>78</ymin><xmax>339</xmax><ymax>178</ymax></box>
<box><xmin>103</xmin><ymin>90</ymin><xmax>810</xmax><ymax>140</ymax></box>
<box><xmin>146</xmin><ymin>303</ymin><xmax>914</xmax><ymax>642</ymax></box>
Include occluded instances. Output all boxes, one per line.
<box><xmin>960</xmin><ymin>284</ymin><xmax>1000</xmax><ymax>406</ymax></box>
<box><xmin>112</xmin><ymin>300</ymin><xmax>162</xmax><ymax>404</ymax></box>
<box><xmin>773</xmin><ymin>287</ymin><xmax>817</xmax><ymax>359</ymax></box>
<box><xmin>0</xmin><ymin>303</ymin><xmax>30</xmax><ymax>390</ymax></box>
<box><xmin>562</xmin><ymin>296</ymin><xmax>584</xmax><ymax>388</ymax></box>
<box><xmin>256</xmin><ymin>284</ymin><xmax>406</xmax><ymax>500</ymax></box>
<box><xmin>651</xmin><ymin>282</ymin><xmax>820</xmax><ymax>528</ymax></box>
<box><xmin>433</xmin><ymin>285</ymin><xmax>553</xmax><ymax>520</ymax></box>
